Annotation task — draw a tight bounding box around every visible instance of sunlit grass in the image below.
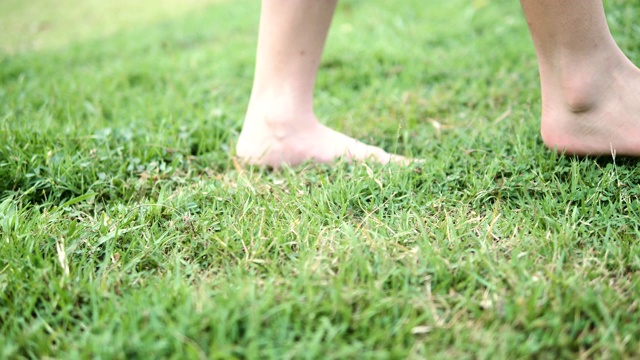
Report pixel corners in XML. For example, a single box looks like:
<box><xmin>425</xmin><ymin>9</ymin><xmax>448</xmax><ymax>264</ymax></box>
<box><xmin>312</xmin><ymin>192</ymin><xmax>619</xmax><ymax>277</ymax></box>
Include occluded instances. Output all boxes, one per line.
<box><xmin>1</xmin><ymin>0</ymin><xmax>639</xmax><ymax>358</ymax></box>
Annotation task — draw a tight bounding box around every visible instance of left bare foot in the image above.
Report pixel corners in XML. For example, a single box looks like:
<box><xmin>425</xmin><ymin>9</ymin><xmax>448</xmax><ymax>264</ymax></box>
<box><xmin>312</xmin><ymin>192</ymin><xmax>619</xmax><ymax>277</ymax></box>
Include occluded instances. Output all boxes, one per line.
<box><xmin>236</xmin><ymin>110</ymin><xmax>406</xmax><ymax>168</ymax></box>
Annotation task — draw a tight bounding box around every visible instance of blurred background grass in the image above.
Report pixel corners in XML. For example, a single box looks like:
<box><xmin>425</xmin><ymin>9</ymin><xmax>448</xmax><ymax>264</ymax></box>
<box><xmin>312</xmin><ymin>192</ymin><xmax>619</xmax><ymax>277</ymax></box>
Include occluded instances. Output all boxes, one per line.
<box><xmin>0</xmin><ymin>0</ymin><xmax>222</xmax><ymax>54</ymax></box>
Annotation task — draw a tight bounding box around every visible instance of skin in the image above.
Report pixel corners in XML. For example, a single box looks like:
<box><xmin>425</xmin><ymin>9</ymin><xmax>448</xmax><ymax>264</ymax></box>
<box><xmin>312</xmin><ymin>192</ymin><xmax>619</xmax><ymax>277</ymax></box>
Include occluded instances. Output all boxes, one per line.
<box><xmin>521</xmin><ymin>0</ymin><xmax>640</xmax><ymax>157</ymax></box>
<box><xmin>237</xmin><ymin>0</ymin><xmax>640</xmax><ymax>168</ymax></box>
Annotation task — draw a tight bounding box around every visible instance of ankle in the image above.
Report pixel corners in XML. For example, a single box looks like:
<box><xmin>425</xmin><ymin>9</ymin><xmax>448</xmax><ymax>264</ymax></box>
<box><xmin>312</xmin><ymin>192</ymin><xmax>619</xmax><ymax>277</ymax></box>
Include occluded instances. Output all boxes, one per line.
<box><xmin>560</xmin><ymin>77</ymin><xmax>599</xmax><ymax>113</ymax></box>
<box><xmin>244</xmin><ymin>103</ymin><xmax>318</xmax><ymax>139</ymax></box>
<box><xmin>554</xmin><ymin>53</ymin><xmax>625</xmax><ymax>113</ymax></box>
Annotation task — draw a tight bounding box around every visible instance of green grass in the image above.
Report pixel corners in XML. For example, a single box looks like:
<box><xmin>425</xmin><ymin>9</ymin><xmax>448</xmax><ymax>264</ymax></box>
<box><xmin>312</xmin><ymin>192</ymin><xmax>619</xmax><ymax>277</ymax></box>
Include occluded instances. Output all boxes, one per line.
<box><xmin>1</xmin><ymin>0</ymin><xmax>640</xmax><ymax>358</ymax></box>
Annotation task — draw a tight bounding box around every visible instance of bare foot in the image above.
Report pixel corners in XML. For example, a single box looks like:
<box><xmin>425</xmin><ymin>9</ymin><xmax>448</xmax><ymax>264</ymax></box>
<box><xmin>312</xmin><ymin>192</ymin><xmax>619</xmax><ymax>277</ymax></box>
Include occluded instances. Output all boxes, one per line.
<box><xmin>540</xmin><ymin>56</ymin><xmax>640</xmax><ymax>157</ymax></box>
<box><xmin>236</xmin><ymin>111</ymin><xmax>406</xmax><ymax>168</ymax></box>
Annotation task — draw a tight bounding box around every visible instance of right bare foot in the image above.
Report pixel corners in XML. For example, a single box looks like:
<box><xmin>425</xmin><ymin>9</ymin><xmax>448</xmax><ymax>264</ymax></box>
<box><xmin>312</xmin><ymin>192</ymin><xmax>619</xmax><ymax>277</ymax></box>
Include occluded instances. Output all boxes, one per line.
<box><xmin>236</xmin><ymin>111</ymin><xmax>407</xmax><ymax>168</ymax></box>
<box><xmin>540</xmin><ymin>55</ymin><xmax>640</xmax><ymax>157</ymax></box>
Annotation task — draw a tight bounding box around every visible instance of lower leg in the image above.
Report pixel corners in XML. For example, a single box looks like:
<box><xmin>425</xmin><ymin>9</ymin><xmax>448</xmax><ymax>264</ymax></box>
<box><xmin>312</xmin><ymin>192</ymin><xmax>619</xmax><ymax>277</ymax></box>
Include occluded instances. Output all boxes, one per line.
<box><xmin>521</xmin><ymin>0</ymin><xmax>640</xmax><ymax>156</ymax></box>
<box><xmin>237</xmin><ymin>0</ymin><xmax>403</xmax><ymax>168</ymax></box>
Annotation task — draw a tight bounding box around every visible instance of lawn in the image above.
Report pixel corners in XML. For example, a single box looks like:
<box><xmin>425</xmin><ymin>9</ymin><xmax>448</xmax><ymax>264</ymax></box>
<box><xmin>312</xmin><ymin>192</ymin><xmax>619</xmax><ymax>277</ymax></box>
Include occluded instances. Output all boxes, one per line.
<box><xmin>1</xmin><ymin>0</ymin><xmax>639</xmax><ymax>358</ymax></box>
